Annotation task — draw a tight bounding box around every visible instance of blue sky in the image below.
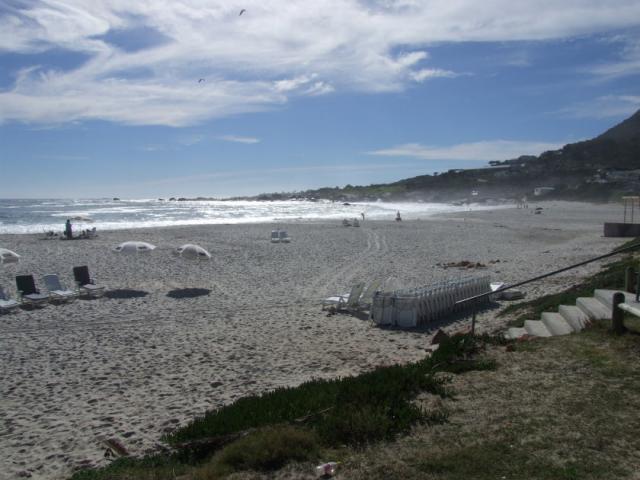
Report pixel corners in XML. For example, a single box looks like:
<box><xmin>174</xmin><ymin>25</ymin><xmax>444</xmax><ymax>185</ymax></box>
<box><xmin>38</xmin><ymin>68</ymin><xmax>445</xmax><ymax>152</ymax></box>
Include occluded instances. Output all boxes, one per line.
<box><xmin>1</xmin><ymin>1</ymin><xmax>640</xmax><ymax>199</ymax></box>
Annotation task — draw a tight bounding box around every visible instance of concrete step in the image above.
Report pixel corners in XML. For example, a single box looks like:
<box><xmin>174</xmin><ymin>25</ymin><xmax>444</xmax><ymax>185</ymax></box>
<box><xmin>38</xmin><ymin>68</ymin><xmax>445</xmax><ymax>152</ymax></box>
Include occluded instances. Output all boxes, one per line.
<box><xmin>541</xmin><ymin>312</ymin><xmax>574</xmax><ymax>335</ymax></box>
<box><xmin>524</xmin><ymin>320</ymin><xmax>552</xmax><ymax>337</ymax></box>
<box><xmin>576</xmin><ymin>297</ymin><xmax>611</xmax><ymax>320</ymax></box>
<box><xmin>594</xmin><ymin>289</ymin><xmax>638</xmax><ymax>308</ymax></box>
<box><xmin>505</xmin><ymin>327</ymin><xmax>528</xmax><ymax>340</ymax></box>
<box><xmin>620</xmin><ymin>302</ymin><xmax>640</xmax><ymax>318</ymax></box>
<box><xmin>558</xmin><ymin>305</ymin><xmax>590</xmax><ymax>331</ymax></box>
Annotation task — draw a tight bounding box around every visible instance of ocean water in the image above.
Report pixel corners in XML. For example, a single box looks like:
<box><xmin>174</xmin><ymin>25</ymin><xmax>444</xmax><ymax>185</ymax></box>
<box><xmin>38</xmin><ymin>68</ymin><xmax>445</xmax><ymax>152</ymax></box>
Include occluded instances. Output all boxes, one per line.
<box><xmin>0</xmin><ymin>198</ymin><xmax>496</xmax><ymax>234</ymax></box>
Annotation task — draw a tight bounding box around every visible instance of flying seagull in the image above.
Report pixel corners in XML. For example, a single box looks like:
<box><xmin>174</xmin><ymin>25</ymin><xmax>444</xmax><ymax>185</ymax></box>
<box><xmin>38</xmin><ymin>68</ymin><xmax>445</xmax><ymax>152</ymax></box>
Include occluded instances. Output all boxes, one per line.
<box><xmin>239</xmin><ymin>9</ymin><xmax>246</xmax><ymax>16</ymax></box>
<box><xmin>198</xmin><ymin>78</ymin><xmax>205</xmax><ymax>83</ymax></box>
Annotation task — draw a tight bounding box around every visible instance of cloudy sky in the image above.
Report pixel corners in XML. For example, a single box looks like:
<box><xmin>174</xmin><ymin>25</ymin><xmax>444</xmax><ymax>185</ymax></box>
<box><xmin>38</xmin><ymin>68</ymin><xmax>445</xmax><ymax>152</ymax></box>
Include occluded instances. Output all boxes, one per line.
<box><xmin>2</xmin><ymin>1</ymin><xmax>640</xmax><ymax>198</ymax></box>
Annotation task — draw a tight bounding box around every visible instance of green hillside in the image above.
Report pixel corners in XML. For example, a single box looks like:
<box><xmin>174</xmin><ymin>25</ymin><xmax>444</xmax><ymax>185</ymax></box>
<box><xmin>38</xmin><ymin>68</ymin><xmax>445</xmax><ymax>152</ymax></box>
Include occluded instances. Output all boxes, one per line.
<box><xmin>260</xmin><ymin>109</ymin><xmax>640</xmax><ymax>203</ymax></box>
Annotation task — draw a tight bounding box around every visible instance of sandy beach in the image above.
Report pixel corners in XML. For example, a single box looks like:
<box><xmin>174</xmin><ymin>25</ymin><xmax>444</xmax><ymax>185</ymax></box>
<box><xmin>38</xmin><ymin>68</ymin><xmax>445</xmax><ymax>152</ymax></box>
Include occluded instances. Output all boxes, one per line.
<box><xmin>0</xmin><ymin>201</ymin><xmax>628</xmax><ymax>480</ymax></box>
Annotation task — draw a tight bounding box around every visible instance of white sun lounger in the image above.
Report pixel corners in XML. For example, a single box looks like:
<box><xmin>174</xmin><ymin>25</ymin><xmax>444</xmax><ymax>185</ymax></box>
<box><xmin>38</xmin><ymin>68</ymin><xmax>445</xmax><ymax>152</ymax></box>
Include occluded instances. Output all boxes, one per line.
<box><xmin>0</xmin><ymin>286</ymin><xmax>20</xmax><ymax>313</ymax></box>
<box><xmin>279</xmin><ymin>230</ymin><xmax>291</xmax><ymax>243</ymax></box>
<box><xmin>271</xmin><ymin>230</ymin><xmax>280</xmax><ymax>243</ymax></box>
<box><xmin>322</xmin><ymin>282</ymin><xmax>365</xmax><ymax>311</ymax></box>
<box><xmin>43</xmin><ymin>274</ymin><xmax>78</xmax><ymax>302</ymax></box>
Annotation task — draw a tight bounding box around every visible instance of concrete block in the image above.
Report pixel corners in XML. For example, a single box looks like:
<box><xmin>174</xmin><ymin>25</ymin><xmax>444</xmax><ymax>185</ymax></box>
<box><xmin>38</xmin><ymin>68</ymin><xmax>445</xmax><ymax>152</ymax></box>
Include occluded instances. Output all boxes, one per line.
<box><xmin>558</xmin><ymin>305</ymin><xmax>590</xmax><ymax>331</ymax></box>
<box><xmin>594</xmin><ymin>289</ymin><xmax>638</xmax><ymax>308</ymax></box>
<box><xmin>505</xmin><ymin>327</ymin><xmax>528</xmax><ymax>340</ymax></box>
<box><xmin>576</xmin><ymin>297</ymin><xmax>611</xmax><ymax>320</ymax></box>
<box><xmin>524</xmin><ymin>320</ymin><xmax>552</xmax><ymax>337</ymax></box>
<box><xmin>541</xmin><ymin>312</ymin><xmax>574</xmax><ymax>335</ymax></box>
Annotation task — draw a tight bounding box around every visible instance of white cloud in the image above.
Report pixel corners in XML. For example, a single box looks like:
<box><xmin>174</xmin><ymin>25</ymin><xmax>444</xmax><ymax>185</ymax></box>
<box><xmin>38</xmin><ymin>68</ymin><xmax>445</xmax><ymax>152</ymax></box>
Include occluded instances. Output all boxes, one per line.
<box><xmin>1</xmin><ymin>1</ymin><xmax>640</xmax><ymax>126</ymax></box>
<box><xmin>410</xmin><ymin>68</ymin><xmax>459</xmax><ymax>82</ymax></box>
<box><xmin>588</xmin><ymin>35</ymin><xmax>640</xmax><ymax>80</ymax></box>
<box><xmin>368</xmin><ymin>140</ymin><xmax>565</xmax><ymax>161</ymax></box>
<box><xmin>556</xmin><ymin>95</ymin><xmax>640</xmax><ymax>119</ymax></box>
<box><xmin>218</xmin><ymin>135</ymin><xmax>261</xmax><ymax>144</ymax></box>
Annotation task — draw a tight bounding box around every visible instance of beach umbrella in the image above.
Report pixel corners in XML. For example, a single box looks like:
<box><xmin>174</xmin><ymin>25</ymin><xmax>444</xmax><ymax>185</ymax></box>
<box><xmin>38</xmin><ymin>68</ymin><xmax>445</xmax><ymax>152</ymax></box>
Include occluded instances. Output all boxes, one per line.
<box><xmin>176</xmin><ymin>244</ymin><xmax>211</xmax><ymax>260</ymax></box>
<box><xmin>0</xmin><ymin>248</ymin><xmax>20</xmax><ymax>264</ymax></box>
<box><xmin>114</xmin><ymin>241</ymin><xmax>156</xmax><ymax>254</ymax></box>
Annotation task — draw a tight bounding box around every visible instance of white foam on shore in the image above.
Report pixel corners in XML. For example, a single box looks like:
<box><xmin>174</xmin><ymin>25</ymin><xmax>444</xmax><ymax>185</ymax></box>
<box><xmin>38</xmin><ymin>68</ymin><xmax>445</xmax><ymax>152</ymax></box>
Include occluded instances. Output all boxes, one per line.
<box><xmin>0</xmin><ymin>199</ymin><xmax>507</xmax><ymax>234</ymax></box>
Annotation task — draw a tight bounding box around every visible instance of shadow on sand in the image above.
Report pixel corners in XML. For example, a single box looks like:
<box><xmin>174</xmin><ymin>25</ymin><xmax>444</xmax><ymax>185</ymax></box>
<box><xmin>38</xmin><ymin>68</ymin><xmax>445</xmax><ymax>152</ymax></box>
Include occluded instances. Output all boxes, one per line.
<box><xmin>166</xmin><ymin>288</ymin><xmax>211</xmax><ymax>299</ymax></box>
<box><xmin>104</xmin><ymin>289</ymin><xmax>149</xmax><ymax>299</ymax></box>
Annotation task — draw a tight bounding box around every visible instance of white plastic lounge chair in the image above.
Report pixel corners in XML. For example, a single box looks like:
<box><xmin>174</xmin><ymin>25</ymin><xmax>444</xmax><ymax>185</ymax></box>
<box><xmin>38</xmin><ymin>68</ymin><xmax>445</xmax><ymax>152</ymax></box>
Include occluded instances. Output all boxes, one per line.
<box><xmin>15</xmin><ymin>275</ymin><xmax>49</xmax><ymax>306</ymax></box>
<box><xmin>322</xmin><ymin>283</ymin><xmax>365</xmax><ymax>311</ymax></box>
<box><xmin>0</xmin><ymin>286</ymin><xmax>20</xmax><ymax>313</ymax></box>
<box><xmin>271</xmin><ymin>230</ymin><xmax>280</xmax><ymax>243</ymax></box>
<box><xmin>279</xmin><ymin>230</ymin><xmax>291</xmax><ymax>243</ymax></box>
<box><xmin>43</xmin><ymin>274</ymin><xmax>78</xmax><ymax>302</ymax></box>
<box><xmin>73</xmin><ymin>266</ymin><xmax>105</xmax><ymax>297</ymax></box>
<box><xmin>354</xmin><ymin>280</ymin><xmax>382</xmax><ymax>311</ymax></box>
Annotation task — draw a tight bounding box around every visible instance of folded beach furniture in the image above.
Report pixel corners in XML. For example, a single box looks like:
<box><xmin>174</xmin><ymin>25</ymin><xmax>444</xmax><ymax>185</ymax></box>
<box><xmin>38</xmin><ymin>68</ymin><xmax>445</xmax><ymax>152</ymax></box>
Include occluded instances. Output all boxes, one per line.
<box><xmin>43</xmin><ymin>274</ymin><xmax>78</xmax><ymax>302</ymax></box>
<box><xmin>279</xmin><ymin>230</ymin><xmax>291</xmax><ymax>243</ymax></box>
<box><xmin>73</xmin><ymin>266</ymin><xmax>105</xmax><ymax>297</ymax></box>
<box><xmin>0</xmin><ymin>286</ymin><xmax>20</xmax><ymax>313</ymax></box>
<box><xmin>271</xmin><ymin>230</ymin><xmax>280</xmax><ymax>243</ymax></box>
<box><xmin>322</xmin><ymin>282</ymin><xmax>365</xmax><ymax>311</ymax></box>
<box><xmin>15</xmin><ymin>275</ymin><xmax>49</xmax><ymax>306</ymax></box>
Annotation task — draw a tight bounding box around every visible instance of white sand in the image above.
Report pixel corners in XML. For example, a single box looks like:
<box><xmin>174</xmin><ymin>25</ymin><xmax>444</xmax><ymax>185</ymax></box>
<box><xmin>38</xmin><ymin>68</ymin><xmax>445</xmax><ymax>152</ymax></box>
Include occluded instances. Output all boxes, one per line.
<box><xmin>0</xmin><ymin>201</ymin><xmax>628</xmax><ymax>479</ymax></box>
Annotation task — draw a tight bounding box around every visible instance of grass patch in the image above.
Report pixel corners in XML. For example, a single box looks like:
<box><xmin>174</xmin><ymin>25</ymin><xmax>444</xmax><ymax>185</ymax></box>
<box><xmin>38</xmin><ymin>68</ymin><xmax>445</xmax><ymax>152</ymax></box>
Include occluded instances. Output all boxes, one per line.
<box><xmin>195</xmin><ymin>425</ymin><xmax>320</xmax><ymax>477</ymax></box>
<box><xmin>415</xmin><ymin>439</ymin><xmax>617</xmax><ymax>480</ymax></box>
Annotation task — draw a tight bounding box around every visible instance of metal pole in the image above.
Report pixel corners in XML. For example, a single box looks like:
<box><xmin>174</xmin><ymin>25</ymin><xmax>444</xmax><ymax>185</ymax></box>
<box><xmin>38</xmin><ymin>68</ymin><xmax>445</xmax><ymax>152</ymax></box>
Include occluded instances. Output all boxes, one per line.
<box><xmin>471</xmin><ymin>310</ymin><xmax>476</xmax><ymax>335</ymax></box>
<box><xmin>625</xmin><ymin>266</ymin><xmax>635</xmax><ymax>293</ymax></box>
<box><xmin>636</xmin><ymin>270</ymin><xmax>640</xmax><ymax>303</ymax></box>
<box><xmin>612</xmin><ymin>292</ymin><xmax>627</xmax><ymax>335</ymax></box>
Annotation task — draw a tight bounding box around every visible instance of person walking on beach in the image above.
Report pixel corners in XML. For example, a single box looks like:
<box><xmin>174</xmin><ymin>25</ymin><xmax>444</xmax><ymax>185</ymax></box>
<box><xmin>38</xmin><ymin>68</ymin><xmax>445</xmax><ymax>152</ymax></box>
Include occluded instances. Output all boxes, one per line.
<box><xmin>65</xmin><ymin>219</ymin><xmax>73</xmax><ymax>239</ymax></box>
<box><xmin>361</xmin><ymin>212</ymin><xmax>365</xmax><ymax>221</ymax></box>
<box><xmin>396</xmin><ymin>211</ymin><xmax>402</xmax><ymax>222</ymax></box>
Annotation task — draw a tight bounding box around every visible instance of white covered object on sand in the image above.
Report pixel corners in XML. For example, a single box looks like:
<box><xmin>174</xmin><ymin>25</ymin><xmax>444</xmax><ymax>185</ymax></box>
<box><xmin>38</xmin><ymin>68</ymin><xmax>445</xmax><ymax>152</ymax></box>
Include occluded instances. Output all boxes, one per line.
<box><xmin>176</xmin><ymin>244</ymin><xmax>211</xmax><ymax>260</ymax></box>
<box><xmin>114</xmin><ymin>241</ymin><xmax>156</xmax><ymax>254</ymax></box>
<box><xmin>0</xmin><ymin>248</ymin><xmax>20</xmax><ymax>264</ymax></box>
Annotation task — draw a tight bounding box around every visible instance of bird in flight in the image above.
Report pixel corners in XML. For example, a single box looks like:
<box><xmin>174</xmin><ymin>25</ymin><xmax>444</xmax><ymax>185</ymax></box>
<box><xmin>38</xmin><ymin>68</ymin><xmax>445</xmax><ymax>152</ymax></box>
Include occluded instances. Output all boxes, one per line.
<box><xmin>198</xmin><ymin>78</ymin><xmax>205</xmax><ymax>83</ymax></box>
<box><xmin>239</xmin><ymin>9</ymin><xmax>246</xmax><ymax>16</ymax></box>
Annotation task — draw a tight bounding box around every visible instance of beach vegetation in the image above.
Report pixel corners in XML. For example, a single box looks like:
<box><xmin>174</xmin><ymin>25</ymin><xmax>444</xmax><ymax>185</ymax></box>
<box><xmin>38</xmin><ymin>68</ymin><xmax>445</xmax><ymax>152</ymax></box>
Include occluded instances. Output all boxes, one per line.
<box><xmin>69</xmin><ymin>332</ymin><xmax>495</xmax><ymax>479</ymax></box>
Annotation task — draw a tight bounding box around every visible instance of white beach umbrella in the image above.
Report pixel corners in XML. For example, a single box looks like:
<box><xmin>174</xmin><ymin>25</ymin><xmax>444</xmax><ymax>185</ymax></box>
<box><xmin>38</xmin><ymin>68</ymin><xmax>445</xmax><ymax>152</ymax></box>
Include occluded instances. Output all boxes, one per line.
<box><xmin>114</xmin><ymin>241</ymin><xmax>156</xmax><ymax>254</ymax></box>
<box><xmin>0</xmin><ymin>248</ymin><xmax>20</xmax><ymax>264</ymax></box>
<box><xmin>176</xmin><ymin>244</ymin><xmax>211</xmax><ymax>260</ymax></box>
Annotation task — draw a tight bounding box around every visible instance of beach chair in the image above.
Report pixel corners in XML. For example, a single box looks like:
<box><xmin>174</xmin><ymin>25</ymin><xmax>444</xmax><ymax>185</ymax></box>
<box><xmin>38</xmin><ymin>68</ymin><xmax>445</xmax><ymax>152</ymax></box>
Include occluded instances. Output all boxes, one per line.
<box><xmin>0</xmin><ymin>286</ymin><xmax>20</xmax><ymax>313</ymax></box>
<box><xmin>354</xmin><ymin>279</ymin><xmax>382</xmax><ymax>311</ymax></box>
<box><xmin>279</xmin><ymin>230</ymin><xmax>291</xmax><ymax>243</ymax></box>
<box><xmin>322</xmin><ymin>283</ymin><xmax>365</xmax><ymax>311</ymax></box>
<box><xmin>271</xmin><ymin>230</ymin><xmax>280</xmax><ymax>243</ymax></box>
<box><xmin>73</xmin><ymin>266</ymin><xmax>105</xmax><ymax>297</ymax></box>
<box><xmin>15</xmin><ymin>275</ymin><xmax>49</xmax><ymax>306</ymax></box>
<box><xmin>43</xmin><ymin>274</ymin><xmax>78</xmax><ymax>302</ymax></box>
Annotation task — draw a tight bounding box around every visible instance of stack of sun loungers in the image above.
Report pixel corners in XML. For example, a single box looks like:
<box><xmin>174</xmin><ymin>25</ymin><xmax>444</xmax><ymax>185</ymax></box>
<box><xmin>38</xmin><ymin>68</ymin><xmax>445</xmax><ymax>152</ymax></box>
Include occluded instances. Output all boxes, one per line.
<box><xmin>370</xmin><ymin>275</ymin><xmax>491</xmax><ymax>328</ymax></box>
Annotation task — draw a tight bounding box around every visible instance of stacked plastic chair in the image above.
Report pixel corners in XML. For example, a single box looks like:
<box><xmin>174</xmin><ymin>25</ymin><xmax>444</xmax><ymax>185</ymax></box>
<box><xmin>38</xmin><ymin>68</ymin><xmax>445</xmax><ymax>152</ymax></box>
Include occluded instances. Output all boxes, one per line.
<box><xmin>370</xmin><ymin>275</ymin><xmax>491</xmax><ymax>328</ymax></box>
